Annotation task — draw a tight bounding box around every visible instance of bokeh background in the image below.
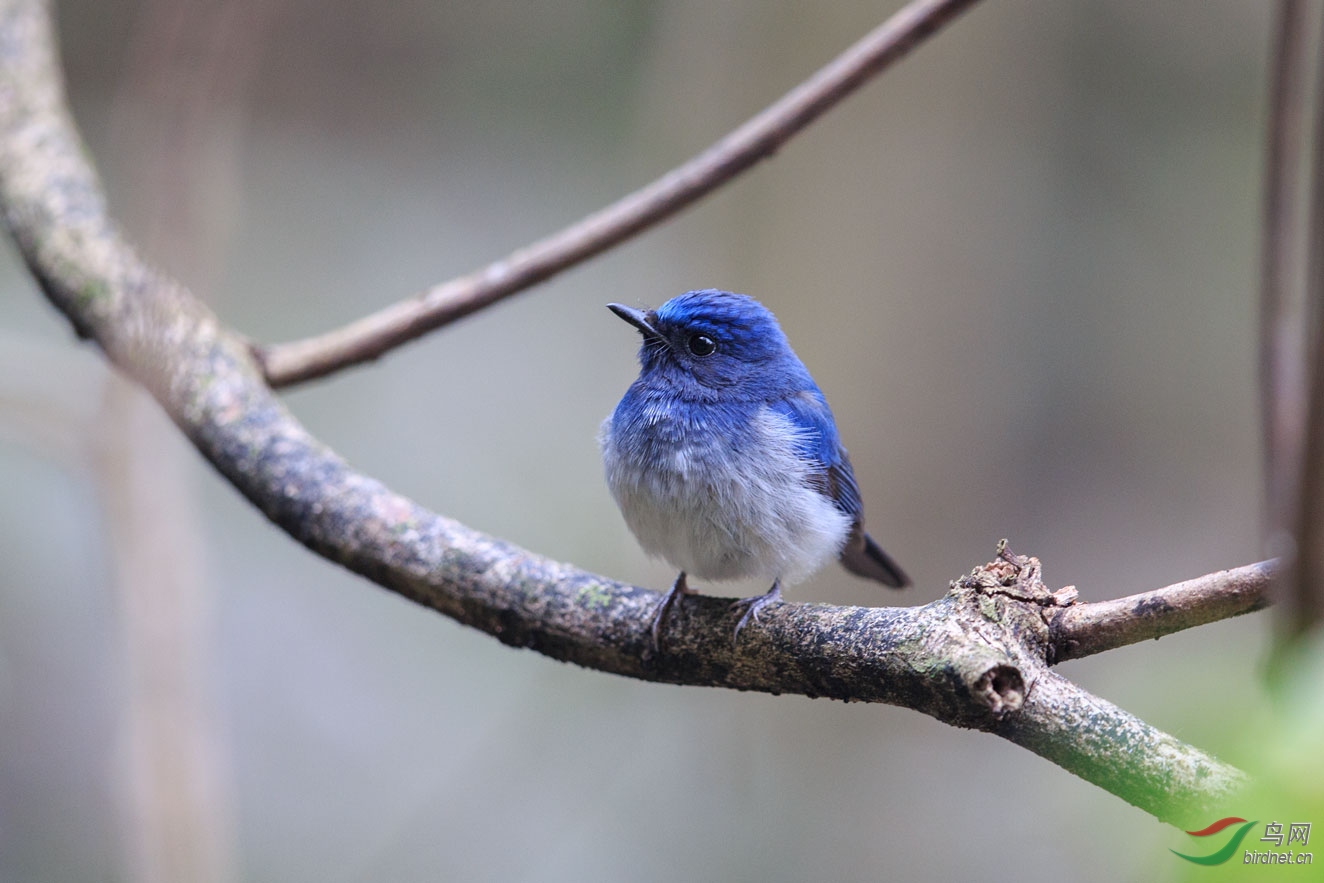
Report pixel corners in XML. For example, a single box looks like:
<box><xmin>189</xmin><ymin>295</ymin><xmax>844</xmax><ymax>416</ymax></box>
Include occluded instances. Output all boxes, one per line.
<box><xmin>0</xmin><ymin>0</ymin><xmax>1294</xmax><ymax>880</ymax></box>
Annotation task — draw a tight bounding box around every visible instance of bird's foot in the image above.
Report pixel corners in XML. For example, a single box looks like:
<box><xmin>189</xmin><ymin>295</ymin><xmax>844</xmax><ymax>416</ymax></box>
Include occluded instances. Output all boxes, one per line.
<box><xmin>649</xmin><ymin>572</ymin><xmax>693</xmax><ymax>653</ymax></box>
<box><xmin>730</xmin><ymin>580</ymin><xmax>782</xmax><ymax>643</ymax></box>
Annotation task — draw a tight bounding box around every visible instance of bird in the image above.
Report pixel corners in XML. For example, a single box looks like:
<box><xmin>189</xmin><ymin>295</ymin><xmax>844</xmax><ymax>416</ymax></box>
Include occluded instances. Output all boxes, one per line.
<box><xmin>599</xmin><ymin>289</ymin><xmax>908</xmax><ymax>651</ymax></box>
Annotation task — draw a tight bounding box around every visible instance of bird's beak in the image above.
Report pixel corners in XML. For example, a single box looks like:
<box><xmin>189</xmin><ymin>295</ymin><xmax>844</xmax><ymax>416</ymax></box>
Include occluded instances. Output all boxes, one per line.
<box><xmin>607</xmin><ymin>303</ymin><xmax>666</xmax><ymax>342</ymax></box>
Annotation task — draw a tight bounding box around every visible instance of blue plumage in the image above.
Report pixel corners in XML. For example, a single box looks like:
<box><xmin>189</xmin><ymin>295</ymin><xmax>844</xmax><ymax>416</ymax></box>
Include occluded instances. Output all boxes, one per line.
<box><xmin>600</xmin><ymin>289</ymin><xmax>908</xmax><ymax>649</ymax></box>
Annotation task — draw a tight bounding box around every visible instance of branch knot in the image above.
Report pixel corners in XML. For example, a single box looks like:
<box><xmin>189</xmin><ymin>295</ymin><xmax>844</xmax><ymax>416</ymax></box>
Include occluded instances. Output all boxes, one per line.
<box><xmin>953</xmin><ymin>541</ymin><xmax>1077</xmax><ymax>608</ymax></box>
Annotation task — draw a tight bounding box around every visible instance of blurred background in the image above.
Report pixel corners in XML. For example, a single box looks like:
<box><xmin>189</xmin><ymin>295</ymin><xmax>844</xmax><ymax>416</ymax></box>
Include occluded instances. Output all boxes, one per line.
<box><xmin>0</xmin><ymin>0</ymin><xmax>1292</xmax><ymax>880</ymax></box>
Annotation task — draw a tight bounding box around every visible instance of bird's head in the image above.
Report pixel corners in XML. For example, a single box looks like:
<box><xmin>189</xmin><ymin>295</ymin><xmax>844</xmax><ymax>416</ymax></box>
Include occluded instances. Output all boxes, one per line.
<box><xmin>608</xmin><ymin>289</ymin><xmax>807</xmax><ymax>395</ymax></box>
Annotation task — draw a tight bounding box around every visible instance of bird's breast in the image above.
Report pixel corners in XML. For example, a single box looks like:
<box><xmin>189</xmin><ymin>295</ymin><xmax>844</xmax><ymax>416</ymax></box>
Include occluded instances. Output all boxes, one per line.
<box><xmin>600</xmin><ymin>395</ymin><xmax>850</xmax><ymax>582</ymax></box>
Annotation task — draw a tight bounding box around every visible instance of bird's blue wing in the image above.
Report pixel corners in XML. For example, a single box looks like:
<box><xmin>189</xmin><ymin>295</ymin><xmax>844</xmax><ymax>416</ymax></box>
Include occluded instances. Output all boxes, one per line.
<box><xmin>767</xmin><ymin>390</ymin><xmax>863</xmax><ymax>520</ymax></box>
<box><xmin>769</xmin><ymin>390</ymin><xmax>909</xmax><ymax>587</ymax></box>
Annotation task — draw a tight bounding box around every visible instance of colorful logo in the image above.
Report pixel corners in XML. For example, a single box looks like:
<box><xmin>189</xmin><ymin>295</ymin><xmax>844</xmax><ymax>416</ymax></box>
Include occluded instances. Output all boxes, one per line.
<box><xmin>1172</xmin><ymin>817</ymin><xmax>1313</xmax><ymax>866</ymax></box>
<box><xmin>1171</xmin><ymin>817</ymin><xmax>1258</xmax><ymax>865</ymax></box>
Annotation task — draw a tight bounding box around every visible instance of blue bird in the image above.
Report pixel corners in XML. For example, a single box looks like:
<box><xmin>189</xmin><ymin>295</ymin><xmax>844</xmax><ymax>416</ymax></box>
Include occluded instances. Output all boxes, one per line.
<box><xmin>600</xmin><ymin>289</ymin><xmax>908</xmax><ymax>650</ymax></box>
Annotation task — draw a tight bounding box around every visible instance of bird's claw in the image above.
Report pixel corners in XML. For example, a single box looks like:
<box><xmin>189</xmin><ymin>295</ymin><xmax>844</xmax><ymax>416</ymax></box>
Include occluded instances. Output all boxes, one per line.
<box><xmin>729</xmin><ymin>580</ymin><xmax>782</xmax><ymax>643</ymax></box>
<box><xmin>648</xmin><ymin>572</ymin><xmax>691</xmax><ymax>654</ymax></box>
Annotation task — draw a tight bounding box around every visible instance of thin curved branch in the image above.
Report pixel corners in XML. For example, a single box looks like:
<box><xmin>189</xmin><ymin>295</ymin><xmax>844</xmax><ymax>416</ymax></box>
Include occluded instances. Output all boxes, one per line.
<box><xmin>1048</xmin><ymin>561</ymin><xmax>1275</xmax><ymax>664</ymax></box>
<box><xmin>0</xmin><ymin>0</ymin><xmax>1253</xmax><ymax>827</ymax></box>
<box><xmin>254</xmin><ymin>0</ymin><xmax>984</xmax><ymax>388</ymax></box>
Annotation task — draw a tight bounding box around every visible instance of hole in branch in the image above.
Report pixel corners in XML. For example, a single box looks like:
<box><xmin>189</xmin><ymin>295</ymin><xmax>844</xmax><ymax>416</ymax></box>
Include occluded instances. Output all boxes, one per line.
<box><xmin>975</xmin><ymin>664</ymin><xmax>1025</xmax><ymax>716</ymax></box>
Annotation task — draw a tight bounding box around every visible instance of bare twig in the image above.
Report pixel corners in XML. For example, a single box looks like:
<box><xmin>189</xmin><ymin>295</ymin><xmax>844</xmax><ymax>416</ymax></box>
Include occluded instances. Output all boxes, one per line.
<box><xmin>0</xmin><ymin>0</ymin><xmax>1256</xmax><ymax>827</ymax></box>
<box><xmin>1261</xmin><ymin>0</ymin><xmax>1312</xmax><ymax>544</ymax></box>
<box><xmin>1049</xmin><ymin>561</ymin><xmax>1275</xmax><ymax>664</ymax></box>
<box><xmin>254</xmin><ymin>0</ymin><xmax>983</xmax><ymax>387</ymax></box>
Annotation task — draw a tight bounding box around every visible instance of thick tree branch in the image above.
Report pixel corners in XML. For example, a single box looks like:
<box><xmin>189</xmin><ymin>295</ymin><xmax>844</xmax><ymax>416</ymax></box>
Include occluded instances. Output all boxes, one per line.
<box><xmin>253</xmin><ymin>0</ymin><xmax>983</xmax><ymax>388</ymax></box>
<box><xmin>0</xmin><ymin>0</ymin><xmax>1256</xmax><ymax>827</ymax></box>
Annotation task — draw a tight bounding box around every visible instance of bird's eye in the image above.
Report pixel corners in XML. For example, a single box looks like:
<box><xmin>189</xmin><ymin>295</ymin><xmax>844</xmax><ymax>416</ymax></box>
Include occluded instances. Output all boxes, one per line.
<box><xmin>686</xmin><ymin>333</ymin><xmax>717</xmax><ymax>357</ymax></box>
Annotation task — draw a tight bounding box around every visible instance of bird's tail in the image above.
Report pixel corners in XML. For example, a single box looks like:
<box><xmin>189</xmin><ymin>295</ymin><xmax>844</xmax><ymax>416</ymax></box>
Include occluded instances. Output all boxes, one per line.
<box><xmin>839</xmin><ymin>526</ymin><xmax>909</xmax><ymax>588</ymax></box>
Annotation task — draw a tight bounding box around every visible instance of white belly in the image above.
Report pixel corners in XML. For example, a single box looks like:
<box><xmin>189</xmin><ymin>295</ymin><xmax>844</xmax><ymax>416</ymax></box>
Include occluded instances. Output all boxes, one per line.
<box><xmin>601</xmin><ymin>404</ymin><xmax>850</xmax><ymax>583</ymax></box>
